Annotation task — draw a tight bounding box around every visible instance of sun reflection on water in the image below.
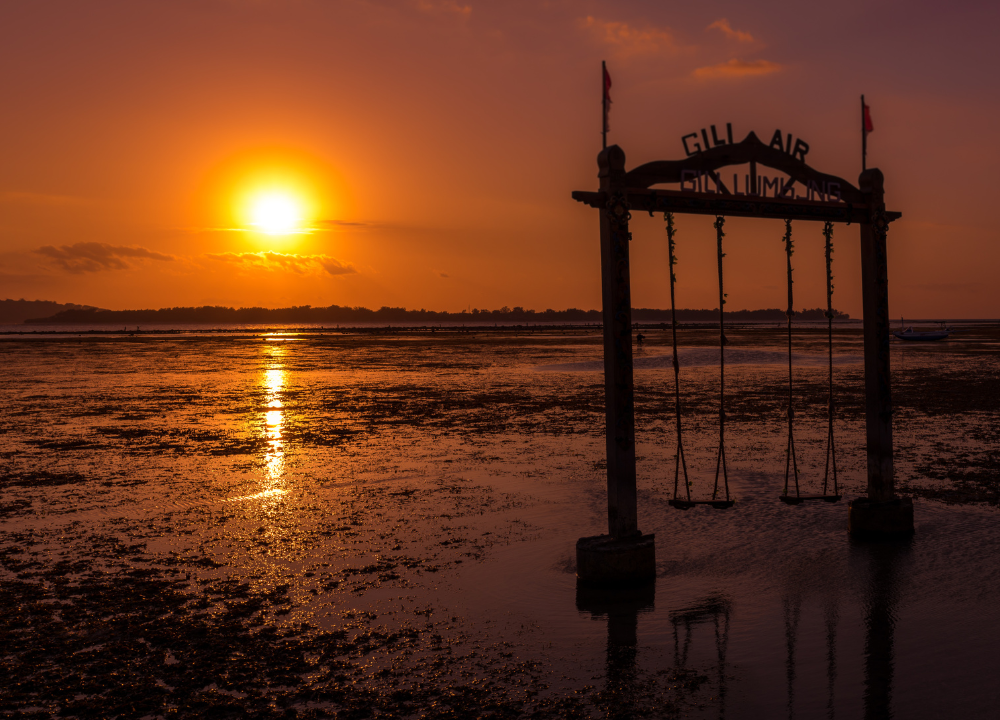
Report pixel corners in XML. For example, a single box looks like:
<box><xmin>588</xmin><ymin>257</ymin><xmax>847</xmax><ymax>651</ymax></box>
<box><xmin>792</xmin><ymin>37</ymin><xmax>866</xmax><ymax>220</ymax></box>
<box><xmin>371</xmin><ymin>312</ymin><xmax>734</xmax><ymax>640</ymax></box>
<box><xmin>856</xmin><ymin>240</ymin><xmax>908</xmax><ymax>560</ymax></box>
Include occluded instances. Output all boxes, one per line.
<box><xmin>261</xmin><ymin>348</ymin><xmax>287</xmax><ymax>492</ymax></box>
<box><xmin>265</xmin><ymin>368</ymin><xmax>284</xmax><ymax>407</ymax></box>
<box><xmin>226</xmin><ymin>487</ymin><xmax>287</xmax><ymax>503</ymax></box>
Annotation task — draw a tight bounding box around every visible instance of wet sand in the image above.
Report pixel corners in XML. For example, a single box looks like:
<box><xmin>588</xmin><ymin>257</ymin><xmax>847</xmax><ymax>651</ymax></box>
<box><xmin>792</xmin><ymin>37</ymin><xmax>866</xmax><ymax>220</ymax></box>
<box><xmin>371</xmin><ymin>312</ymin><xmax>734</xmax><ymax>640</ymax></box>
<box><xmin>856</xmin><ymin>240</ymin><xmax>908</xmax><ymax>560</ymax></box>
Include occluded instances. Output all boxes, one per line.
<box><xmin>2</xmin><ymin>326</ymin><xmax>999</xmax><ymax>718</ymax></box>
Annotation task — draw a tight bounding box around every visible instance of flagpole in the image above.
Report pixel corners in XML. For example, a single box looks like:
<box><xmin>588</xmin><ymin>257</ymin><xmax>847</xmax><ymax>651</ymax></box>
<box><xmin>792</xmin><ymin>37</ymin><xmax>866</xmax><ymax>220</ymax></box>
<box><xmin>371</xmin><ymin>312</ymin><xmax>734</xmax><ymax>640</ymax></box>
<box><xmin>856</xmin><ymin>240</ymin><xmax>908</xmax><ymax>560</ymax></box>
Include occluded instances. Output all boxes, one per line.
<box><xmin>602</xmin><ymin>61</ymin><xmax>608</xmax><ymax>149</ymax></box>
<box><xmin>861</xmin><ymin>94</ymin><xmax>867</xmax><ymax>171</ymax></box>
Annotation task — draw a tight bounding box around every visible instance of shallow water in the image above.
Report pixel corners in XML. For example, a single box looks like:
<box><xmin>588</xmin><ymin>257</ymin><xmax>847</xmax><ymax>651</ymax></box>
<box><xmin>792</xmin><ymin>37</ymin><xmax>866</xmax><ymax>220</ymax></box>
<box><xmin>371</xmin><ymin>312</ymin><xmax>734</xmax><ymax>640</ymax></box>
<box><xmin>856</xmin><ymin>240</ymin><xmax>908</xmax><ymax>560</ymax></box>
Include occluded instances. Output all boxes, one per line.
<box><xmin>1</xmin><ymin>327</ymin><xmax>998</xmax><ymax>718</ymax></box>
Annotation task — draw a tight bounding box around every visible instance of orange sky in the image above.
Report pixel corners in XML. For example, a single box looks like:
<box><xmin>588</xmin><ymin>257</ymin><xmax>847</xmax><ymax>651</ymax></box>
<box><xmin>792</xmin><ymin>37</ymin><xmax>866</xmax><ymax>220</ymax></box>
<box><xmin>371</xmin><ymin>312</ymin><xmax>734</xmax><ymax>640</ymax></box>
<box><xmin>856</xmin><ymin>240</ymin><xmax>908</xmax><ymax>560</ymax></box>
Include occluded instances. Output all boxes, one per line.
<box><xmin>2</xmin><ymin>0</ymin><xmax>998</xmax><ymax>318</ymax></box>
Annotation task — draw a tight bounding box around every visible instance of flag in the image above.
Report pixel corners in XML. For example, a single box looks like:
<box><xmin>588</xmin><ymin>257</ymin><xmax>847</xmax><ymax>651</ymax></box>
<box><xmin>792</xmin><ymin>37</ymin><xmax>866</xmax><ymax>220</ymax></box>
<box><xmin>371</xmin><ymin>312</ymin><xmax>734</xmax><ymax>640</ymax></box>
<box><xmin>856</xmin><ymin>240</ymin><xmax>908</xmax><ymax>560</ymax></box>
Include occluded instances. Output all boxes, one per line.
<box><xmin>863</xmin><ymin>103</ymin><xmax>873</xmax><ymax>133</ymax></box>
<box><xmin>603</xmin><ymin>63</ymin><xmax>612</xmax><ymax>134</ymax></box>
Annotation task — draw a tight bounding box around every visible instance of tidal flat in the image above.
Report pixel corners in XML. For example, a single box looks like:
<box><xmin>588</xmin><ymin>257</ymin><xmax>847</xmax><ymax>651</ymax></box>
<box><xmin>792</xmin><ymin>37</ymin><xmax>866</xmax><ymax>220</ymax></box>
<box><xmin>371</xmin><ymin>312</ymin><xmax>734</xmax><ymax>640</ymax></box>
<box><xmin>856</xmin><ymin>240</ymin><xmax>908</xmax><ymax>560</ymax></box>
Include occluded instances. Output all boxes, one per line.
<box><xmin>1</xmin><ymin>326</ymin><xmax>999</xmax><ymax>718</ymax></box>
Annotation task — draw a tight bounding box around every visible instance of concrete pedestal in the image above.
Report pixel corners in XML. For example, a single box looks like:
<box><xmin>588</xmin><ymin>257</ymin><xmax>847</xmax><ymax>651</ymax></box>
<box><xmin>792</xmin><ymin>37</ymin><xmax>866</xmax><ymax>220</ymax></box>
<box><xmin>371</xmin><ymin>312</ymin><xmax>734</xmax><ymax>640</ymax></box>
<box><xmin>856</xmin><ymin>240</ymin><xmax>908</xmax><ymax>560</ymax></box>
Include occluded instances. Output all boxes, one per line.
<box><xmin>576</xmin><ymin>533</ymin><xmax>655</xmax><ymax>586</ymax></box>
<box><xmin>848</xmin><ymin>497</ymin><xmax>914</xmax><ymax>537</ymax></box>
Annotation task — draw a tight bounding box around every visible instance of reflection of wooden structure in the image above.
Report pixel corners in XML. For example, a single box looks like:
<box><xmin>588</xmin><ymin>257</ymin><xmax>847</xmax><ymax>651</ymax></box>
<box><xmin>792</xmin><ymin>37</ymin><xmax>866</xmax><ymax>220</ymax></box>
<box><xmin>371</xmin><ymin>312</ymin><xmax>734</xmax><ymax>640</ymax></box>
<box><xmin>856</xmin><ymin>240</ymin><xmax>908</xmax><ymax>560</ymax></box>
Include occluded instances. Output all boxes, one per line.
<box><xmin>855</xmin><ymin>540</ymin><xmax>908</xmax><ymax>719</ymax></box>
<box><xmin>671</xmin><ymin>595</ymin><xmax>732</xmax><ymax>718</ymax></box>
<box><xmin>576</xmin><ymin>582</ymin><xmax>654</xmax><ymax>719</ymax></box>
<box><xmin>573</xmin><ymin>133</ymin><xmax>911</xmax><ymax>583</ymax></box>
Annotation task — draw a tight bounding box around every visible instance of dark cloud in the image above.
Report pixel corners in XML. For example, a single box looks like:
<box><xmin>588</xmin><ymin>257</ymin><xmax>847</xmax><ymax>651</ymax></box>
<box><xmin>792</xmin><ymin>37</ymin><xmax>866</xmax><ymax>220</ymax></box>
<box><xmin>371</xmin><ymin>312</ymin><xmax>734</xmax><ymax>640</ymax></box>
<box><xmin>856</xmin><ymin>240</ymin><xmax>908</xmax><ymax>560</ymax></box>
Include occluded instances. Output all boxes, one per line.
<box><xmin>314</xmin><ymin>257</ymin><xmax>356</xmax><ymax>276</ymax></box>
<box><xmin>314</xmin><ymin>220</ymin><xmax>373</xmax><ymax>229</ymax></box>
<box><xmin>35</xmin><ymin>242</ymin><xmax>175</xmax><ymax>274</ymax></box>
<box><xmin>205</xmin><ymin>251</ymin><xmax>356</xmax><ymax>276</ymax></box>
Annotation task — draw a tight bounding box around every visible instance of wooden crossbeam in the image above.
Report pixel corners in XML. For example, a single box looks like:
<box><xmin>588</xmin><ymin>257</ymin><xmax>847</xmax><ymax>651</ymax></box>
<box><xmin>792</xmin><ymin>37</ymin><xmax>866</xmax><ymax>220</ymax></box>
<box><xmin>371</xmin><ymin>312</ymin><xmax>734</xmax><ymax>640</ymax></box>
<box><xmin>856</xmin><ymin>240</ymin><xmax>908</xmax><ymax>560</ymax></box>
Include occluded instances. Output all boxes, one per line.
<box><xmin>572</xmin><ymin>188</ymin><xmax>901</xmax><ymax>225</ymax></box>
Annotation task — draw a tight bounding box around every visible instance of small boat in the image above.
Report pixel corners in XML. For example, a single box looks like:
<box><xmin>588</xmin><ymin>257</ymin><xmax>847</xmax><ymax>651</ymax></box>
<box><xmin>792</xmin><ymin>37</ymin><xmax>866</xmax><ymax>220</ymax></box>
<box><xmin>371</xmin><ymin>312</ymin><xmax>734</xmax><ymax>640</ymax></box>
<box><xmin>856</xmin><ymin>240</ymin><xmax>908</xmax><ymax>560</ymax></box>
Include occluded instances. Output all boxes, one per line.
<box><xmin>892</xmin><ymin>325</ymin><xmax>951</xmax><ymax>342</ymax></box>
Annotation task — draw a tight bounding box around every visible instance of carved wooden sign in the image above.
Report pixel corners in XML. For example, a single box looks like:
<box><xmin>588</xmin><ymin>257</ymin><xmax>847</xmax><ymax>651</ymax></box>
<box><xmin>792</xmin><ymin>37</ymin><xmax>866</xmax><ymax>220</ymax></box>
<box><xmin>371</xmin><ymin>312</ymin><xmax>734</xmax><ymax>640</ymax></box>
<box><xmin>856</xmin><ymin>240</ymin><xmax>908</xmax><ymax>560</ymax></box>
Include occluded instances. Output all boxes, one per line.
<box><xmin>674</xmin><ymin>125</ymin><xmax>840</xmax><ymax>201</ymax></box>
<box><xmin>682</xmin><ymin>124</ymin><xmax>809</xmax><ymax>162</ymax></box>
<box><xmin>572</xmin><ymin>130</ymin><xmax>901</xmax><ymax>224</ymax></box>
<box><xmin>678</xmin><ymin>168</ymin><xmax>842</xmax><ymax>202</ymax></box>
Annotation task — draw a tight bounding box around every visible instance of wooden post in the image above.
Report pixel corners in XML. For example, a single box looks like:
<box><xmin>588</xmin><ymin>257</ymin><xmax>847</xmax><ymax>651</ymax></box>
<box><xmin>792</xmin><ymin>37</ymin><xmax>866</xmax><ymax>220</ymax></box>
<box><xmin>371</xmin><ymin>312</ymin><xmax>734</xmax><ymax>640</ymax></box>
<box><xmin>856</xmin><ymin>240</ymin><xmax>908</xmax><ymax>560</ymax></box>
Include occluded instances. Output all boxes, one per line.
<box><xmin>851</xmin><ymin>168</ymin><xmax>913</xmax><ymax>535</ymax></box>
<box><xmin>598</xmin><ymin>145</ymin><xmax>638</xmax><ymax>538</ymax></box>
<box><xmin>858</xmin><ymin>168</ymin><xmax>893</xmax><ymax>502</ymax></box>
<box><xmin>576</xmin><ymin>145</ymin><xmax>654</xmax><ymax>585</ymax></box>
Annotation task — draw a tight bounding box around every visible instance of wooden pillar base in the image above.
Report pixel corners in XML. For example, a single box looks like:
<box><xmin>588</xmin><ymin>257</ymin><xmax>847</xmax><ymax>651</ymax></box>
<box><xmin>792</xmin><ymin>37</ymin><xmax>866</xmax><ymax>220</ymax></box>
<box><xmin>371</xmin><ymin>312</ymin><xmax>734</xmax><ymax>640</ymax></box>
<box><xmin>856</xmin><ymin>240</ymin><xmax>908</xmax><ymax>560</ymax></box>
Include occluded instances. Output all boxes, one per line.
<box><xmin>576</xmin><ymin>534</ymin><xmax>655</xmax><ymax>587</ymax></box>
<box><xmin>848</xmin><ymin>497</ymin><xmax>914</xmax><ymax>537</ymax></box>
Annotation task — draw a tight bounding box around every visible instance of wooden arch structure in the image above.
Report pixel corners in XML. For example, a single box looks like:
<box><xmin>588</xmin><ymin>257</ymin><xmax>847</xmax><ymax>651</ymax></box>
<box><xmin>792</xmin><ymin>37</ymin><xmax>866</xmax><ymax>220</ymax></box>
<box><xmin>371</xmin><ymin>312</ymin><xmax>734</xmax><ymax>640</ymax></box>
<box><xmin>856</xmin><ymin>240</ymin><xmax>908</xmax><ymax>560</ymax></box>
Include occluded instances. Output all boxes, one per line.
<box><xmin>573</xmin><ymin>133</ymin><xmax>912</xmax><ymax>586</ymax></box>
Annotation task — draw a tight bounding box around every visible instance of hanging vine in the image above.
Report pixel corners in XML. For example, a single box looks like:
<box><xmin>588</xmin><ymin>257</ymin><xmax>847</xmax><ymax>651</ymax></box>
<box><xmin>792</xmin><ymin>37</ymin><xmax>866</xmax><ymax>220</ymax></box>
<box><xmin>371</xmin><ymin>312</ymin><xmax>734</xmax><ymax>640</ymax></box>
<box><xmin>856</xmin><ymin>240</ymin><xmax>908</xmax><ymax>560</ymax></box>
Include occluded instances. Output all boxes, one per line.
<box><xmin>665</xmin><ymin>213</ymin><xmax>691</xmax><ymax>502</ymax></box>
<box><xmin>822</xmin><ymin>221</ymin><xmax>839</xmax><ymax>497</ymax></box>
<box><xmin>713</xmin><ymin>216</ymin><xmax>730</xmax><ymax>502</ymax></box>
<box><xmin>782</xmin><ymin>219</ymin><xmax>801</xmax><ymax>498</ymax></box>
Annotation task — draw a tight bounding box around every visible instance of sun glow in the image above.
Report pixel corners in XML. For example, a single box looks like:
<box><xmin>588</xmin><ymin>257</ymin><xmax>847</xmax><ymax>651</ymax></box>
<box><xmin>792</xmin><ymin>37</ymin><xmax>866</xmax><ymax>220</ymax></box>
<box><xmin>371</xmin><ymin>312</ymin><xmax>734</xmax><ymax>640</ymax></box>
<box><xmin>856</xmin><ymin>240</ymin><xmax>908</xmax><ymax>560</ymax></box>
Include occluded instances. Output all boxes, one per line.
<box><xmin>200</xmin><ymin>148</ymin><xmax>349</xmax><ymax>246</ymax></box>
<box><xmin>250</xmin><ymin>192</ymin><xmax>304</xmax><ymax>235</ymax></box>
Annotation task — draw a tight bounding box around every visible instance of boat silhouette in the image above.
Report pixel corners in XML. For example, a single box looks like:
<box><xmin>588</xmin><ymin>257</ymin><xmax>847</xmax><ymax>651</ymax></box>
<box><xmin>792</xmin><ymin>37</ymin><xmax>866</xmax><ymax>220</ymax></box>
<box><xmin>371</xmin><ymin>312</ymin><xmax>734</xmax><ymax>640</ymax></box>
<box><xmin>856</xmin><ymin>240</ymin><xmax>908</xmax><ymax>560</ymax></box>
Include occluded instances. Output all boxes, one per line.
<box><xmin>892</xmin><ymin>317</ymin><xmax>951</xmax><ymax>342</ymax></box>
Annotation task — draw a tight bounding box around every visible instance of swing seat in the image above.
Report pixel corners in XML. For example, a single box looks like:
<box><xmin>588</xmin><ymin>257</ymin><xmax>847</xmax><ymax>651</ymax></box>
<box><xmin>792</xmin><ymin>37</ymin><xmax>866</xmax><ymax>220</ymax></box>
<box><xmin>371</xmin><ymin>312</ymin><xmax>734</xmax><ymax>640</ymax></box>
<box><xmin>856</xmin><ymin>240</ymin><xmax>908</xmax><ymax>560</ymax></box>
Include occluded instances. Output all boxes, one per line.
<box><xmin>778</xmin><ymin>494</ymin><xmax>842</xmax><ymax>505</ymax></box>
<box><xmin>669</xmin><ymin>499</ymin><xmax>735</xmax><ymax>510</ymax></box>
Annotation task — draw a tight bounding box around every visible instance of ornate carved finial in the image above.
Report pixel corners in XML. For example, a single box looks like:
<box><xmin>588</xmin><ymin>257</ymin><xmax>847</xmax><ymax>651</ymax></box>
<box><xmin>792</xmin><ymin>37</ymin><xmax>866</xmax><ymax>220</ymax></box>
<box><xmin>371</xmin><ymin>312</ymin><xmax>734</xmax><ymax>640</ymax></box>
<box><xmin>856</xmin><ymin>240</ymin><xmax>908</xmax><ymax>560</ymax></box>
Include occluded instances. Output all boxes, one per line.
<box><xmin>858</xmin><ymin>168</ymin><xmax>884</xmax><ymax>195</ymax></box>
<box><xmin>598</xmin><ymin>144</ymin><xmax>627</xmax><ymax>184</ymax></box>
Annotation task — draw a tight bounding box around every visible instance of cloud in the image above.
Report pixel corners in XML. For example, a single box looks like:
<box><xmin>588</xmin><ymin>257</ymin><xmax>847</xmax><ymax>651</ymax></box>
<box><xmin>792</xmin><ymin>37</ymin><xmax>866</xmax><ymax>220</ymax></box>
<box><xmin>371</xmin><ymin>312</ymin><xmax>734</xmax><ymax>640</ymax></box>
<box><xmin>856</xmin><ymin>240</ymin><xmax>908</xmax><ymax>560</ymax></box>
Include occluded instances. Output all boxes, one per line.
<box><xmin>416</xmin><ymin>0</ymin><xmax>470</xmax><ymax>18</ymax></box>
<box><xmin>579</xmin><ymin>16</ymin><xmax>679</xmax><ymax>56</ymax></box>
<box><xmin>693</xmin><ymin>58</ymin><xmax>782</xmax><ymax>79</ymax></box>
<box><xmin>188</xmin><ymin>220</ymin><xmax>386</xmax><ymax>235</ymax></box>
<box><xmin>205</xmin><ymin>251</ymin><xmax>356</xmax><ymax>276</ymax></box>
<box><xmin>313</xmin><ymin>256</ymin><xmax>356</xmax><ymax>276</ymax></box>
<box><xmin>35</xmin><ymin>242</ymin><xmax>175</xmax><ymax>273</ymax></box>
<box><xmin>707</xmin><ymin>19</ymin><xmax>754</xmax><ymax>43</ymax></box>
<box><xmin>314</xmin><ymin>220</ymin><xmax>373</xmax><ymax>230</ymax></box>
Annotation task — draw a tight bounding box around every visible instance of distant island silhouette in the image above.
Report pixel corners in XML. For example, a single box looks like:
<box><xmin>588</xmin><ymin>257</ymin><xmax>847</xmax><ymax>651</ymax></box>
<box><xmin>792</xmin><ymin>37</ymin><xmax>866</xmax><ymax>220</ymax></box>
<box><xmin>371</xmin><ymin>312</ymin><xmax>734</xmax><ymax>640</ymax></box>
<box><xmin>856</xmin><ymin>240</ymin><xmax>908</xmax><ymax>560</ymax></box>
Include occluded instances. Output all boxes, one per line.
<box><xmin>14</xmin><ymin>303</ymin><xmax>850</xmax><ymax>325</ymax></box>
<box><xmin>1</xmin><ymin>299</ymin><xmax>102</xmax><ymax>325</ymax></box>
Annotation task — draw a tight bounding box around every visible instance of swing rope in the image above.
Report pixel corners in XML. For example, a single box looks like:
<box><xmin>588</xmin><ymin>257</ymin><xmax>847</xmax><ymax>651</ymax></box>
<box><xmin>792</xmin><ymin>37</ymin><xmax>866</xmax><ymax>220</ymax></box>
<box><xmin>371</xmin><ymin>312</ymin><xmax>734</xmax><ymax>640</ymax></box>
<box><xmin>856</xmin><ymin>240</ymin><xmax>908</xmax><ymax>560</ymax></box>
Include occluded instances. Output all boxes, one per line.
<box><xmin>779</xmin><ymin>220</ymin><xmax>841</xmax><ymax>504</ymax></box>
<box><xmin>822</xmin><ymin>221</ymin><xmax>840</xmax><ymax>497</ymax></box>
<box><xmin>666</xmin><ymin>213</ymin><xmax>691</xmax><ymax>503</ymax></box>
<box><xmin>713</xmin><ymin>216</ymin><xmax>731</xmax><ymax>502</ymax></box>
<box><xmin>782</xmin><ymin>219</ymin><xmax>802</xmax><ymax>498</ymax></box>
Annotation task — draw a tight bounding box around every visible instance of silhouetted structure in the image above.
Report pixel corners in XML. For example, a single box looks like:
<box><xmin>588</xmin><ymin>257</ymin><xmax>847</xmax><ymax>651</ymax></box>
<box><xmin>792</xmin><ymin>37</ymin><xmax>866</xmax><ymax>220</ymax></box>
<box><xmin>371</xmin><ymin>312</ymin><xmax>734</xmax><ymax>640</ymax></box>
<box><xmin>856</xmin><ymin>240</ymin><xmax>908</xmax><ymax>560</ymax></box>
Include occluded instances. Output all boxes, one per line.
<box><xmin>573</xmin><ymin>131</ymin><xmax>910</xmax><ymax>584</ymax></box>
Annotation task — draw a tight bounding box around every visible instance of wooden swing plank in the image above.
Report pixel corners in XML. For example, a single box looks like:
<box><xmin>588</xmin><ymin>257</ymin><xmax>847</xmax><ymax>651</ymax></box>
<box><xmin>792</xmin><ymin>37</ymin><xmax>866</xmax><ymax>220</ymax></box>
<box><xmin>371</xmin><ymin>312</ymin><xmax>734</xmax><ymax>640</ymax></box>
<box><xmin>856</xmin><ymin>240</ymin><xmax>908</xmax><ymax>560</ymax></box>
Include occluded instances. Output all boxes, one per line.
<box><xmin>778</xmin><ymin>495</ymin><xmax>842</xmax><ymax>505</ymax></box>
<box><xmin>669</xmin><ymin>499</ymin><xmax>735</xmax><ymax>510</ymax></box>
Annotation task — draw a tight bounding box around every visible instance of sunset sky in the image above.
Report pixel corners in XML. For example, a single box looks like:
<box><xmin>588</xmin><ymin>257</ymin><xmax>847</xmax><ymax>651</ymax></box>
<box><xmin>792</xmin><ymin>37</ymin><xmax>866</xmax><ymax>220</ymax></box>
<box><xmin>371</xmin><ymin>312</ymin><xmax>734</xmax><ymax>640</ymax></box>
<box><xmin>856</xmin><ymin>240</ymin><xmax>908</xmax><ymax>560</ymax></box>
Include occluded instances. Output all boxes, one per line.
<box><xmin>2</xmin><ymin>0</ymin><xmax>997</xmax><ymax>318</ymax></box>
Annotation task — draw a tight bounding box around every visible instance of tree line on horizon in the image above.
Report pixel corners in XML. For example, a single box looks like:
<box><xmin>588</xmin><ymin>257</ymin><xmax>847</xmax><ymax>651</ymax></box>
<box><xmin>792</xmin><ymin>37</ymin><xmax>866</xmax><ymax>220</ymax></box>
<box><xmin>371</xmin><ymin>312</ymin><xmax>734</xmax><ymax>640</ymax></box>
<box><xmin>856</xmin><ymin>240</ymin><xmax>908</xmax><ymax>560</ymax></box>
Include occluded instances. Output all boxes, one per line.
<box><xmin>19</xmin><ymin>303</ymin><xmax>851</xmax><ymax>325</ymax></box>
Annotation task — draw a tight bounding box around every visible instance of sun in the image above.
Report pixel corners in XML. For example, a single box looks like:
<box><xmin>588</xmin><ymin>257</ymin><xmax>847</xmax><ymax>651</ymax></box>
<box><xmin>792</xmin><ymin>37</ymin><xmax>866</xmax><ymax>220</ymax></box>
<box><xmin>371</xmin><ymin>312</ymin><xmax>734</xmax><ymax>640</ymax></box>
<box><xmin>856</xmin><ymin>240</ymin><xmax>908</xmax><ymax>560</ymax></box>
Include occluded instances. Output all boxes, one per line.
<box><xmin>250</xmin><ymin>192</ymin><xmax>304</xmax><ymax>235</ymax></box>
<box><xmin>202</xmin><ymin>148</ymin><xmax>348</xmax><ymax>242</ymax></box>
